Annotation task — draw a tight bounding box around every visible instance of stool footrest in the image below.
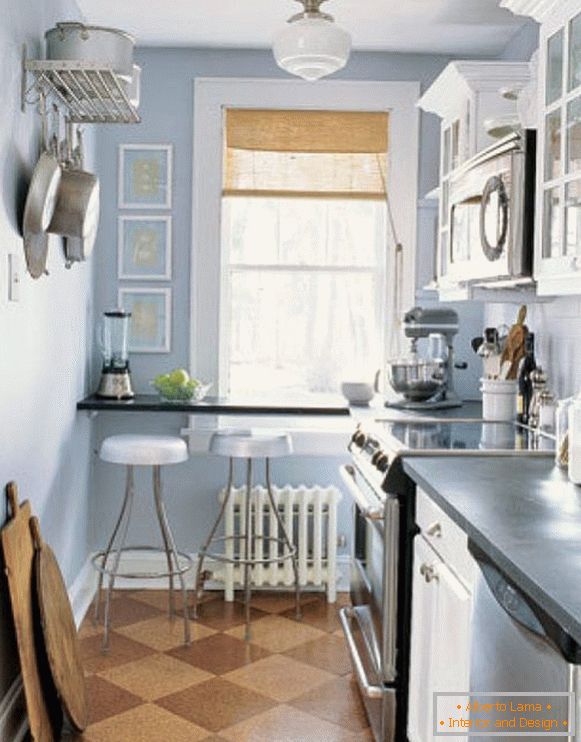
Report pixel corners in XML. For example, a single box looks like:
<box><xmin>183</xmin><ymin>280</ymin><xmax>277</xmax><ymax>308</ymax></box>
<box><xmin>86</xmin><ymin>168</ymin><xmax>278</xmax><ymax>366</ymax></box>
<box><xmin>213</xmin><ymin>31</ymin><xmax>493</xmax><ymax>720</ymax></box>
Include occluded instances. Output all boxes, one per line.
<box><xmin>92</xmin><ymin>546</ymin><xmax>192</xmax><ymax>580</ymax></box>
<box><xmin>202</xmin><ymin>535</ymin><xmax>296</xmax><ymax>567</ymax></box>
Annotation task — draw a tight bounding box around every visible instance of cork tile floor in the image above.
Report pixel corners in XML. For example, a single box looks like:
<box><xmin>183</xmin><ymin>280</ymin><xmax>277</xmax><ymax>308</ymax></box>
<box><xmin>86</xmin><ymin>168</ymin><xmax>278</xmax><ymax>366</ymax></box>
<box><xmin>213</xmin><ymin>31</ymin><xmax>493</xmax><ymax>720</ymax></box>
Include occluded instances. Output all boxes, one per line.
<box><xmin>76</xmin><ymin>590</ymin><xmax>375</xmax><ymax>741</ymax></box>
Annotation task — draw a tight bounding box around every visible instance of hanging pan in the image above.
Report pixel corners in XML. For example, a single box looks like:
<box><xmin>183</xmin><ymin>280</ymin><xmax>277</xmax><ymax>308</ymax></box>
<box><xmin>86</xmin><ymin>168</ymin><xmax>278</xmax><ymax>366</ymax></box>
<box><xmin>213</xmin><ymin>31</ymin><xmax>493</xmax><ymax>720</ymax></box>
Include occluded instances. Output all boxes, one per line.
<box><xmin>22</xmin><ymin>94</ymin><xmax>62</xmax><ymax>279</ymax></box>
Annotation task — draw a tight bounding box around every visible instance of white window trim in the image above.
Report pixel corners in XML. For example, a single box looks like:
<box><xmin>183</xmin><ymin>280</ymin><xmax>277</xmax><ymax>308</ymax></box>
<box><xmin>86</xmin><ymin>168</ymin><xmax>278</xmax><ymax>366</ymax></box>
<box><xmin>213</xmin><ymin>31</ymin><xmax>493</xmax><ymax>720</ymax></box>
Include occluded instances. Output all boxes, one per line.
<box><xmin>190</xmin><ymin>77</ymin><xmax>420</xmax><ymax>394</ymax></box>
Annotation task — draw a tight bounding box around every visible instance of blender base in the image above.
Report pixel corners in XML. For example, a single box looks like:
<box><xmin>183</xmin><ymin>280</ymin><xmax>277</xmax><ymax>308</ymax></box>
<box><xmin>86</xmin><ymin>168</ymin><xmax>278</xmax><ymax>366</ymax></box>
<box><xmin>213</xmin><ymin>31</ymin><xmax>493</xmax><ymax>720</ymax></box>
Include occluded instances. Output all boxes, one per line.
<box><xmin>96</xmin><ymin>372</ymin><xmax>135</xmax><ymax>400</ymax></box>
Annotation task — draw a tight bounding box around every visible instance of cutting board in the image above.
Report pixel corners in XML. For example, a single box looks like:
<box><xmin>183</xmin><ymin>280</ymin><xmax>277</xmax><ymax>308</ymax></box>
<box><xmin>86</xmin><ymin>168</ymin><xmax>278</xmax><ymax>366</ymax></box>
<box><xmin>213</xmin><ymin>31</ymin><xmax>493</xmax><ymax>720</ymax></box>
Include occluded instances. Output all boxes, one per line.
<box><xmin>30</xmin><ymin>516</ymin><xmax>88</xmax><ymax>732</ymax></box>
<box><xmin>1</xmin><ymin>483</ymin><xmax>60</xmax><ymax>742</ymax></box>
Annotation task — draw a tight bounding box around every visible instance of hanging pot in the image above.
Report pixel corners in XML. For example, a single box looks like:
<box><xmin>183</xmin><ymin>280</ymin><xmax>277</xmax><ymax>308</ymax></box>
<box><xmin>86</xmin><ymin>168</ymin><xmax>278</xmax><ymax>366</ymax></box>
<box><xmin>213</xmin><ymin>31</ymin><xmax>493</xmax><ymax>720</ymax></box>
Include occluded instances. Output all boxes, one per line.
<box><xmin>45</xmin><ymin>22</ymin><xmax>135</xmax><ymax>79</ymax></box>
<box><xmin>48</xmin><ymin>122</ymin><xmax>100</xmax><ymax>244</ymax></box>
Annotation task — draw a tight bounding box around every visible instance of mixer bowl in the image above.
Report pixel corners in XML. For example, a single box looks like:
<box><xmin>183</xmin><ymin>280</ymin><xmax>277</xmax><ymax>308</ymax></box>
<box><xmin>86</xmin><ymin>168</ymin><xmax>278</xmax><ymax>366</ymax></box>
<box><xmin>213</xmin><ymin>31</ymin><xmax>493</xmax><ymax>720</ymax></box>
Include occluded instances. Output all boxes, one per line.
<box><xmin>387</xmin><ymin>358</ymin><xmax>446</xmax><ymax>401</ymax></box>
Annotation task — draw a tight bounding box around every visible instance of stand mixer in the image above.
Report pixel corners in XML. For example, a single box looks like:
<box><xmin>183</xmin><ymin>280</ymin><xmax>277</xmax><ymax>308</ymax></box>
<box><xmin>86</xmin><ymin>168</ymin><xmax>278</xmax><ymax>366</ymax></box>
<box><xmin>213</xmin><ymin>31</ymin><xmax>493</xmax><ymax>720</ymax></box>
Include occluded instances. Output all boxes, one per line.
<box><xmin>386</xmin><ymin>306</ymin><xmax>466</xmax><ymax>410</ymax></box>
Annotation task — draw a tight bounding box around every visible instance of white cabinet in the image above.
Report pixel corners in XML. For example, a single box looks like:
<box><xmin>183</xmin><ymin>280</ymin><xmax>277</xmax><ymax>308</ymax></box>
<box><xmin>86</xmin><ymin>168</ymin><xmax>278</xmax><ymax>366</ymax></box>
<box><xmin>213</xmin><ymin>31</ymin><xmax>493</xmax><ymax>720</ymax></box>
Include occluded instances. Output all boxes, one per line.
<box><xmin>418</xmin><ymin>62</ymin><xmax>531</xmax><ymax>294</ymax></box>
<box><xmin>535</xmin><ymin>0</ymin><xmax>581</xmax><ymax>294</ymax></box>
<box><xmin>503</xmin><ymin>0</ymin><xmax>581</xmax><ymax>294</ymax></box>
<box><xmin>408</xmin><ymin>490</ymin><xmax>474</xmax><ymax>742</ymax></box>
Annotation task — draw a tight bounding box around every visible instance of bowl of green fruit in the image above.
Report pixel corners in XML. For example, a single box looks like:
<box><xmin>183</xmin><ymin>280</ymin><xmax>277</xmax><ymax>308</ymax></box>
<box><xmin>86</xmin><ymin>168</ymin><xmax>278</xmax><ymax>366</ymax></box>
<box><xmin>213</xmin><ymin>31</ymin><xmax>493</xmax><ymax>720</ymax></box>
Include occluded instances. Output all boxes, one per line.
<box><xmin>151</xmin><ymin>369</ymin><xmax>211</xmax><ymax>403</ymax></box>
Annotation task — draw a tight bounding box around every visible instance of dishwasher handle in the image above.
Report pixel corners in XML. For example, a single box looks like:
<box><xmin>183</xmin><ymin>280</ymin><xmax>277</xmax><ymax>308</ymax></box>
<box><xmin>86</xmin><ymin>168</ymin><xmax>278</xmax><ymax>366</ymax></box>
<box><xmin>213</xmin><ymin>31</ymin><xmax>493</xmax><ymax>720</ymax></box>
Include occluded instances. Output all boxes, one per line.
<box><xmin>469</xmin><ymin>539</ymin><xmax>581</xmax><ymax>664</ymax></box>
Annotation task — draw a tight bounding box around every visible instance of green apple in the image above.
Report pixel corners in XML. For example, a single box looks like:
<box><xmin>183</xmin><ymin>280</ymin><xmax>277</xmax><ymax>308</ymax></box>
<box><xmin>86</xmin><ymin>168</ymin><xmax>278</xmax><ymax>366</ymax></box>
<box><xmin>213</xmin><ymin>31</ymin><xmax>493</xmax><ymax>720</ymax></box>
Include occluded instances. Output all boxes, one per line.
<box><xmin>169</xmin><ymin>368</ymin><xmax>190</xmax><ymax>386</ymax></box>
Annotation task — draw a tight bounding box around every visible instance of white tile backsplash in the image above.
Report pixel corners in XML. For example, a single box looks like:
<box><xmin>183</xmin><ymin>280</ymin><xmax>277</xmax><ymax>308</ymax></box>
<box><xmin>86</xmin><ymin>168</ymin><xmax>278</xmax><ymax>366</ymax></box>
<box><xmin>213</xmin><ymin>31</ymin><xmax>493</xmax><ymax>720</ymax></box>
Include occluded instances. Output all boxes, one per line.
<box><xmin>485</xmin><ymin>298</ymin><xmax>581</xmax><ymax>399</ymax></box>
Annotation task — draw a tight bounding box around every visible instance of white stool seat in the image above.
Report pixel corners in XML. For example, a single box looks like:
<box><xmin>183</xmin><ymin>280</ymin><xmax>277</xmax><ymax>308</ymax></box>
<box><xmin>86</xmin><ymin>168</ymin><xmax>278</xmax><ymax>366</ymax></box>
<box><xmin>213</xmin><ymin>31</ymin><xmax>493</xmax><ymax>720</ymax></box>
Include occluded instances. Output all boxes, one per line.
<box><xmin>100</xmin><ymin>435</ymin><xmax>188</xmax><ymax>466</ymax></box>
<box><xmin>210</xmin><ymin>429</ymin><xmax>292</xmax><ymax>459</ymax></box>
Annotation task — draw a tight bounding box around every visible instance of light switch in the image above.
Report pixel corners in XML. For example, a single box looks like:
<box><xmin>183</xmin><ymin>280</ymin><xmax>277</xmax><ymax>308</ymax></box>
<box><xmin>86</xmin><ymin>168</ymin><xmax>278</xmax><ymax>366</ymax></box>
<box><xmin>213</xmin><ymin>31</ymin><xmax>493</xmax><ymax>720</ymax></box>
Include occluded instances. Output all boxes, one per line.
<box><xmin>8</xmin><ymin>253</ymin><xmax>22</xmax><ymax>302</ymax></box>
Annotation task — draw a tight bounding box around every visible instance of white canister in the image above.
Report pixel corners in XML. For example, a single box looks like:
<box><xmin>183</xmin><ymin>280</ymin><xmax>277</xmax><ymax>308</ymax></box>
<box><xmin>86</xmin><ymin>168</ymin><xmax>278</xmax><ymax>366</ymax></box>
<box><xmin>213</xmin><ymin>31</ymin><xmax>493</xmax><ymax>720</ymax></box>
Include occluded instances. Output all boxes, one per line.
<box><xmin>568</xmin><ymin>397</ymin><xmax>581</xmax><ymax>484</ymax></box>
<box><xmin>480</xmin><ymin>378</ymin><xmax>518</xmax><ymax>421</ymax></box>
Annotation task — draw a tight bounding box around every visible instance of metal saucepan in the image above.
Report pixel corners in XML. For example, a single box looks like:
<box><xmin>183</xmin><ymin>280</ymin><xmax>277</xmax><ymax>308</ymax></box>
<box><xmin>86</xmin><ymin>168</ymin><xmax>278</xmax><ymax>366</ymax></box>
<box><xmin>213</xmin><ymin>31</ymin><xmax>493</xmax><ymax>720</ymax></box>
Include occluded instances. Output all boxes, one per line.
<box><xmin>386</xmin><ymin>357</ymin><xmax>446</xmax><ymax>401</ymax></box>
<box><xmin>48</xmin><ymin>120</ymin><xmax>100</xmax><ymax>245</ymax></box>
<box><xmin>45</xmin><ymin>22</ymin><xmax>135</xmax><ymax>79</ymax></box>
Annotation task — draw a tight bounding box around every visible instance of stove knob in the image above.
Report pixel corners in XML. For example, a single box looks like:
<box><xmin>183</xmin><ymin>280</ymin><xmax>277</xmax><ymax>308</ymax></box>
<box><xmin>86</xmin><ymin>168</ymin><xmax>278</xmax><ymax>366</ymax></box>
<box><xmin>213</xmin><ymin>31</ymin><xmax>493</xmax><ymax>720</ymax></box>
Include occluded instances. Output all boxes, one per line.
<box><xmin>376</xmin><ymin>454</ymin><xmax>389</xmax><ymax>472</ymax></box>
<box><xmin>351</xmin><ymin>430</ymin><xmax>366</xmax><ymax>448</ymax></box>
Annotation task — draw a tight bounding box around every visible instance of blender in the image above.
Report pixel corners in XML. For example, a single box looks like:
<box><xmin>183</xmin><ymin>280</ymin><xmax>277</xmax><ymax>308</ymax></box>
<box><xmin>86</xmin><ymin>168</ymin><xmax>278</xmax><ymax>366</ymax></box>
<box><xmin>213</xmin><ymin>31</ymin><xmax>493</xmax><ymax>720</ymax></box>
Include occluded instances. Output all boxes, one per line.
<box><xmin>96</xmin><ymin>309</ymin><xmax>135</xmax><ymax>399</ymax></box>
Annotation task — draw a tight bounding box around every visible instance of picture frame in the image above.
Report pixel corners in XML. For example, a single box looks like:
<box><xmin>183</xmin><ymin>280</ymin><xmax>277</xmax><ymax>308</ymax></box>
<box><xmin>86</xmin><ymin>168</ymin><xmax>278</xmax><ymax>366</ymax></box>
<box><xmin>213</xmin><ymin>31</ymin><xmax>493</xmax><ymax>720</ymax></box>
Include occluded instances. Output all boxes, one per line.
<box><xmin>118</xmin><ymin>215</ymin><xmax>172</xmax><ymax>280</ymax></box>
<box><xmin>118</xmin><ymin>144</ymin><xmax>173</xmax><ymax>209</ymax></box>
<box><xmin>118</xmin><ymin>287</ymin><xmax>171</xmax><ymax>353</ymax></box>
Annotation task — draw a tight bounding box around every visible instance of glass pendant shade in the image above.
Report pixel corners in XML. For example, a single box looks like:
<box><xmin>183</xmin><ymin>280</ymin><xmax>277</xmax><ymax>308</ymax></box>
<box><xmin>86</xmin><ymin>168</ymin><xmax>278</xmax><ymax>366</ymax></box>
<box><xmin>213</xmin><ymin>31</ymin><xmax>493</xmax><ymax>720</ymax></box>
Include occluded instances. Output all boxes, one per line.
<box><xmin>273</xmin><ymin>14</ymin><xmax>351</xmax><ymax>81</ymax></box>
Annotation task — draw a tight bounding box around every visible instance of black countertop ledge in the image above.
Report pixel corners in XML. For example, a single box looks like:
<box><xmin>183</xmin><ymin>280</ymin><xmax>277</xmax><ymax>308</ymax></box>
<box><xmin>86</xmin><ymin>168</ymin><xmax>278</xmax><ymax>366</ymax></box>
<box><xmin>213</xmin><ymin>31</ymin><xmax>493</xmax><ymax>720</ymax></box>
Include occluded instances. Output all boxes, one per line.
<box><xmin>77</xmin><ymin>393</ymin><xmax>350</xmax><ymax>416</ymax></box>
<box><xmin>402</xmin><ymin>456</ymin><xmax>581</xmax><ymax>647</ymax></box>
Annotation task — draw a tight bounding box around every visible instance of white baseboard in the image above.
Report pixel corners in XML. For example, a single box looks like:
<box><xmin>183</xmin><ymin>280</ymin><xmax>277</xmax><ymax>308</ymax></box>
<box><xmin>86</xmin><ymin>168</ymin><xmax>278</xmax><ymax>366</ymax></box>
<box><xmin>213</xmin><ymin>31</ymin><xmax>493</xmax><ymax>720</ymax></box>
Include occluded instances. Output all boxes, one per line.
<box><xmin>99</xmin><ymin>550</ymin><xmax>351</xmax><ymax>594</ymax></box>
<box><xmin>69</xmin><ymin>554</ymin><xmax>99</xmax><ymax>628</ymax></box>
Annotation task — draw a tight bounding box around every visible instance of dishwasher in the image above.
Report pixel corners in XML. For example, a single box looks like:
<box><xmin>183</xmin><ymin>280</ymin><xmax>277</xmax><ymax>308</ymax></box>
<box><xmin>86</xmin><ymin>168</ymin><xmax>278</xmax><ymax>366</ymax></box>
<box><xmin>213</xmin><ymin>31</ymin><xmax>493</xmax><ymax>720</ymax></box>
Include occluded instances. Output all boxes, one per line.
<box><xmin>468</xmin><ymin>542</ymin><xmax>580</xmax><ymax>741</ymax></box>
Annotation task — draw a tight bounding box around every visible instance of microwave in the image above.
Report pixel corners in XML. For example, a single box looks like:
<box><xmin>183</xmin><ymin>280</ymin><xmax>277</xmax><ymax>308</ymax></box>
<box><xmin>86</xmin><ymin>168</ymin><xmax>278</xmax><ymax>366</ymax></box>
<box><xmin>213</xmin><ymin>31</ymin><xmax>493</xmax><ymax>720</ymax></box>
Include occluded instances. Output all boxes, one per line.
<box><xmin>443</xmin><ymin>129</ymin><xmax>536</xmax><ymax>286</ymax></box>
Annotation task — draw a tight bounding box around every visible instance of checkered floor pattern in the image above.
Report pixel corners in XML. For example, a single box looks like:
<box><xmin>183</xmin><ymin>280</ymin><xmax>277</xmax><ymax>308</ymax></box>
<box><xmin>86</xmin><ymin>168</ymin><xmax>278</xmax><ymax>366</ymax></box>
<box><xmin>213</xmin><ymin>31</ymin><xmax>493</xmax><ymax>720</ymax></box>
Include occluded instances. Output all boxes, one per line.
<box><xmin>75</xmin><ymin>590</ymin><xmax>374</xmax><ymax>741</ymax></box>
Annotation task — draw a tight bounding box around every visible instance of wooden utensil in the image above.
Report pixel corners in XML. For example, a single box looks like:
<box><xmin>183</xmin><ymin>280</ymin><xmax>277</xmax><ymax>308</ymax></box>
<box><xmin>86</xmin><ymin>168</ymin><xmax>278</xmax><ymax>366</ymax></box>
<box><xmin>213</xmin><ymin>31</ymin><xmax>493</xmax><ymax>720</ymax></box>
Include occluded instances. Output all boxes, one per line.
<box><xmin>499</xmin><ymin>305</ymin><xmax>528</xmax><ymax>380</ymax></box>
<box><xmin>29</xmin><ymin>517</ymin><xmax>88</xmax><ymax>733</ymax></box>
<box><xmin>1</xmin><ymin>483</ymin><xmax>60</xmax><ymax>742</ymax></box>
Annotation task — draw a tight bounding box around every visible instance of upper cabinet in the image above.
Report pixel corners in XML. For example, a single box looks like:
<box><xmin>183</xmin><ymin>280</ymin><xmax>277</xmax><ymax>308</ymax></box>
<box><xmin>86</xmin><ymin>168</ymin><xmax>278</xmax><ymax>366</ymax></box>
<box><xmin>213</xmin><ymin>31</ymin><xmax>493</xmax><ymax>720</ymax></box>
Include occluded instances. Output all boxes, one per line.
<box><xmin>503</xmin><ymin>0</ymin><xmax>581</xmax><ymax>295</ymax></box>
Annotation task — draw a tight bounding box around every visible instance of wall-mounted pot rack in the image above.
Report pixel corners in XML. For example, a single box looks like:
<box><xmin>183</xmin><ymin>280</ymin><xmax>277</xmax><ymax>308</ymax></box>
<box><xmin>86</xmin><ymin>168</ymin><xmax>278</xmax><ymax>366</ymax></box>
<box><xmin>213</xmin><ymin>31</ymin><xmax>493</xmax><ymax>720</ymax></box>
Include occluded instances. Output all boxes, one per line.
<box><xmin>21</xmin><ymin>45</ymin><xmax>140</xmax><ymax>124</ymax></box>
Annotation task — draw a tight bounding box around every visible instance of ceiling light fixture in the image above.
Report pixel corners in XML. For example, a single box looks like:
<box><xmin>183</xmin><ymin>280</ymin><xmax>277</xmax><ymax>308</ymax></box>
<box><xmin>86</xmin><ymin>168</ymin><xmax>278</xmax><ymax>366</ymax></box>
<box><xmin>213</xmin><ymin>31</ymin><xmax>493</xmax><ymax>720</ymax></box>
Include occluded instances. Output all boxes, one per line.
<box><xmin>273</xmin><ymin>0</ymin><xmax>352</xmax><ymax>82</ymax></box>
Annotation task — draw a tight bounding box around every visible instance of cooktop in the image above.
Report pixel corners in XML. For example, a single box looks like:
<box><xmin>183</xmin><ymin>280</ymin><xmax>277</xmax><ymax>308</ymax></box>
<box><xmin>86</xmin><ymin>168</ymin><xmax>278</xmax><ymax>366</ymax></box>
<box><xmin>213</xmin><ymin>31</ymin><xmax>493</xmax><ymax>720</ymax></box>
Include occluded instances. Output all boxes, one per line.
<box><xmin>371</xmin><ymin>419</ymin><xmax>555</xmax><ymax>455</ymax></box>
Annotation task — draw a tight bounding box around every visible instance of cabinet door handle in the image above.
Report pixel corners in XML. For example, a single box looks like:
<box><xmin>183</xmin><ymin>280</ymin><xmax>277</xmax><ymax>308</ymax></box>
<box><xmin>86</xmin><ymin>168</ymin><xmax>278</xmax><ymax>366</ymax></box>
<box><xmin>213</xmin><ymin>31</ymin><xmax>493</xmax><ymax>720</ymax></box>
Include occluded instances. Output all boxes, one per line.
<box><xmin>426</xmin><ymin>521</ymin><xmax>442</xmax><ymax>538</ymax></box>
<box><xmin>420</xmin><ymin>562</ymin><xmax>439</xmax><ymax>583</ymax></box>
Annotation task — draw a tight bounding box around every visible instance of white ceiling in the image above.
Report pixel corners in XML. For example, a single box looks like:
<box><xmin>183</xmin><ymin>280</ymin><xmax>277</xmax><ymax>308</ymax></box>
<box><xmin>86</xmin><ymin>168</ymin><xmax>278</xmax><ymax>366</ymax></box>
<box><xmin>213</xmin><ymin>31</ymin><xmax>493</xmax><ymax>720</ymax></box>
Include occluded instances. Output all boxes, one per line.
<box><xmin>75</xmin><ymin>0</ymin><xmax>526</xmax><ymax>56</ymax></box>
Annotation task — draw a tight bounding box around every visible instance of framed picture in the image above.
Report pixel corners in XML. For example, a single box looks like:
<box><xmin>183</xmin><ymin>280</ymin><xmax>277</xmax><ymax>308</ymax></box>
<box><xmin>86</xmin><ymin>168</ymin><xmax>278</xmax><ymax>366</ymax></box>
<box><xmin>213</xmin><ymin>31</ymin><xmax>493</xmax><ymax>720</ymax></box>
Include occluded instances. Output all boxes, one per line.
<box><xmin>118</xmin><ymin>144</ymin><xmax>173</xmax><ymax>209</ymax></box>
<box><xmin>119</xmin><ymin>288</ymin><xmax>171</xmax><ymax>353</ymax></box>
<box><xmin>118</xmin><ymin>216</ymin><xmax>172</xmax><ymax>280</ymax></box>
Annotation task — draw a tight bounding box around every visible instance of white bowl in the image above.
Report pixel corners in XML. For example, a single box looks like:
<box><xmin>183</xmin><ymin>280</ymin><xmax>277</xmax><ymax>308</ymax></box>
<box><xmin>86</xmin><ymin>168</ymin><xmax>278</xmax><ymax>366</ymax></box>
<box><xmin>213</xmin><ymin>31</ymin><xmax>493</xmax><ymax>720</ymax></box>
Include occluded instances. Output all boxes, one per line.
<box><xmin>341</xmin><ymin>382</ymin><xmax>374</xmax><ymax>406</ymax></box>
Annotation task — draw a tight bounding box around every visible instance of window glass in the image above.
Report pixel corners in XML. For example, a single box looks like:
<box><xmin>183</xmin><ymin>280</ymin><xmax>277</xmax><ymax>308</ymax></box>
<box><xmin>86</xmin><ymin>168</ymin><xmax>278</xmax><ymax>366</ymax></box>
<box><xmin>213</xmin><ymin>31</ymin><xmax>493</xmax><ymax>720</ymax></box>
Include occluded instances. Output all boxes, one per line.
<box><xmin>546</xmin><ymin>29</ymin><xmax>564</xmax><ymax>105</ymax></box>
<box><xmin>545</xmin><ymin>109</ymin><xmax>562</xmax><ymax>181</ymax></box>
<box><xmin>543</xmin><ymin>187</ymin><xmax>562</xmax><ymax>258</ymax></box>
<box><xmin>567</xmin><ymin>96</ymin><xmax>581</xmax><ymax>173</ymax></box>
<box><xmin>565</xmin><ymin>181</ymin><xmax>581</xmax><ymax>255</ymax></box>
<box><xmin>222</xmin><ymin>197</ymin><xmax>386</xmax><ymax>396</ymax></box>
<box><xmin>569</xmin><ymin>13</ymin><xmax>581</xmax><ymax>92</ymax></box>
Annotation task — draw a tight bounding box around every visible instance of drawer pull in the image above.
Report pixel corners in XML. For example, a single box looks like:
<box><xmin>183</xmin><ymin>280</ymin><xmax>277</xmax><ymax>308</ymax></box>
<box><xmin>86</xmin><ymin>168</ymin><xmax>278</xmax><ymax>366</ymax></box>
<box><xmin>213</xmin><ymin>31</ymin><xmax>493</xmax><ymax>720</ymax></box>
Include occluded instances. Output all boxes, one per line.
<box><xmin>419</xmin><ymin>563</ymin><xmax>439</xmax><ymax>583</ymax></box>
<box><xmin>426</xmin><ymin>521</ymin><xmax>442</xmax><ymax>538</ymax></box>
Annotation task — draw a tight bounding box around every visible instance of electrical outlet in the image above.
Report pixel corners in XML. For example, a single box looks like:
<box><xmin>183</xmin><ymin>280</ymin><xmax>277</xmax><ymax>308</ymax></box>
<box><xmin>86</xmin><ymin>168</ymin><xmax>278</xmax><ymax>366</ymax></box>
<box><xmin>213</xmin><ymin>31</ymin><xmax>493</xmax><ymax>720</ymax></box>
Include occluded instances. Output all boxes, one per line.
<box><xmin>8</xmin><ymin>253</ymin><xmax>22</xmax><ymax>302</ymax></box>
<box><xmin>337</xmin><ymin>533</ymin><xmax>347</xmax><ymax>548</ymax></box>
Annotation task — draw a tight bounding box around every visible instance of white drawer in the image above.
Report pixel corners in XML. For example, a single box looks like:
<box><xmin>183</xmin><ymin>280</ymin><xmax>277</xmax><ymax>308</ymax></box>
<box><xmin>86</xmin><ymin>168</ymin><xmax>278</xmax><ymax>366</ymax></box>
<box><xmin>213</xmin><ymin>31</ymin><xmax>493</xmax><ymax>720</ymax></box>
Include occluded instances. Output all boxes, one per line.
<box><xmin>416</xmin><ymin>487</ymin><xmax>475</xmax><ymax>591</ymax></box>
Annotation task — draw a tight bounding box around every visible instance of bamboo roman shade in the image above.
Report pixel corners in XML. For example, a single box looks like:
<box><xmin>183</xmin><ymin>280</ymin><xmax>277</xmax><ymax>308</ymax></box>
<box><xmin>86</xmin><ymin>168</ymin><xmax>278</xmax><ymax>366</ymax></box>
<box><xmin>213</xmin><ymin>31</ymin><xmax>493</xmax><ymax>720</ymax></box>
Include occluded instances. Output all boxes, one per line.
<box><xmin>223</xmin><ymin>109</ymin><xmax>389</xmax><ymax>200</ymax></box>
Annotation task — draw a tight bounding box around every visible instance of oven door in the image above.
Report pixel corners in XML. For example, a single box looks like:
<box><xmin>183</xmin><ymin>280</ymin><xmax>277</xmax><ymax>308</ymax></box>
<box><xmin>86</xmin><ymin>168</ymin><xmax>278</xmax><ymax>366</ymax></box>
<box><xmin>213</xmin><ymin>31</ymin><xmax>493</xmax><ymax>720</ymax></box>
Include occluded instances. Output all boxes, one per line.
<box><xmin>339</xmin><ymin>463</ymin><xmax>400</xmax><ymax>742</ymax></box>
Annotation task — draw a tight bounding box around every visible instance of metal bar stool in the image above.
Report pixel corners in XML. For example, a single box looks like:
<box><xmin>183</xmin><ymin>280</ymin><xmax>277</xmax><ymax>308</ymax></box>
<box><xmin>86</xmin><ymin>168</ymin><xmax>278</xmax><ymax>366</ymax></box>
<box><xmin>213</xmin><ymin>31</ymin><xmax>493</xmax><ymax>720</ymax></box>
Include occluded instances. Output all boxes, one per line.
<box><xmin>192</xmin><ymin>429</ymin><xmax>301</xmax><ymax>640</ymax></box>
<box><xmin>93</xmin><ymin>434</ymin><xmax>192</xmax><ymax>652</ymax></box>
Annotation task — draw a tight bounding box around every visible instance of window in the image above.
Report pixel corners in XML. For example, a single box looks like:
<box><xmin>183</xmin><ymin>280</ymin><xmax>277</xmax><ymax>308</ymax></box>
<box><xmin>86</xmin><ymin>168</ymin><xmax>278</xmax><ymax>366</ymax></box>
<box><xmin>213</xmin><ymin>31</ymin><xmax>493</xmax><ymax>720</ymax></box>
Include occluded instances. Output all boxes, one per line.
<box><xmin>191</xmin><ymin>79</ymin><xmax>419</xmax><ymax>399</ymax></box>
<box><xmin>220</xmin><ymin>108</ymin><xmax>388</xmax><ymax>397</ymax></box>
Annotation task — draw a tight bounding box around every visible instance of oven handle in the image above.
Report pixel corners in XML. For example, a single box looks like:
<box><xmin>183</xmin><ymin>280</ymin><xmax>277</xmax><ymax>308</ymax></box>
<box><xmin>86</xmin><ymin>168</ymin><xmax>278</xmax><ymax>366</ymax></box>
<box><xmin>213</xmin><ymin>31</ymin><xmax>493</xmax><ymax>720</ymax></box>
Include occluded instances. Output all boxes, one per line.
<box><xmin>339</xmin><ymin>607</ymin><xmax>385</xmax><ymax>700</ymax></box>
<box><xmin>340</xmin><ymin>464</ymin><xmax>384</xmax><ymax>521</ymax></box>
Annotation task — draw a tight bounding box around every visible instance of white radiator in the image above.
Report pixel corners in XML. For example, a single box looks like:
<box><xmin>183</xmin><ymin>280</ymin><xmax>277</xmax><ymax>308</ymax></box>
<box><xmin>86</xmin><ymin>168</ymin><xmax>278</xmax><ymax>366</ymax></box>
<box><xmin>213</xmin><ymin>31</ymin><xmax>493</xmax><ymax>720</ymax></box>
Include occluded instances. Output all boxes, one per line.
<box><xmin>217</xmin><ymin>484</ymin><xmax>342</xmax><ymax>603</ymax></box>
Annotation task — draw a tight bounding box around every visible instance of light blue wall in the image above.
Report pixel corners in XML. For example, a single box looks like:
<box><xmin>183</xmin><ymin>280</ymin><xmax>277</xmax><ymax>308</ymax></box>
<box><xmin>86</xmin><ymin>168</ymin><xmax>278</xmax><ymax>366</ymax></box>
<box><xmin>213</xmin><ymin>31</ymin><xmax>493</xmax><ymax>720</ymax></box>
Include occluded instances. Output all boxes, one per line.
<box><xmin>90</xmin><ymin>48</ymin><xmax>470</xmax><ymax>558</ymax></box>
<box><xmin>89</xmin><ymin>47</ymin><xmax>488</xmax><ymax>563</ymax></box>
<box><xmin>0</xmin><ymin>0</ymin><xmax>94</xmax><ymax>705</ymax></box>
<box><xmin>93</xmin><ymin>47</ymin><xmax>459</xmax><ymax>391</ymax></box>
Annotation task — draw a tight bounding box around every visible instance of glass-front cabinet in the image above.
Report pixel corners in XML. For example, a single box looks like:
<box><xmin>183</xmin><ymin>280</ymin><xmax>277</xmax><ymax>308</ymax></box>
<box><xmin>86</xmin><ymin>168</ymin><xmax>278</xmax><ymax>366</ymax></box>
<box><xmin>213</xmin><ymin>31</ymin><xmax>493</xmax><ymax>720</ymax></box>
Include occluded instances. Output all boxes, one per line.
<box><xmin>535</xmin><ymin>0</ymin><xmax>581</xmax><ymax>293</ymax></box>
